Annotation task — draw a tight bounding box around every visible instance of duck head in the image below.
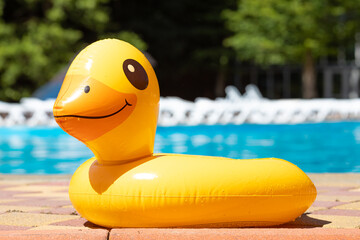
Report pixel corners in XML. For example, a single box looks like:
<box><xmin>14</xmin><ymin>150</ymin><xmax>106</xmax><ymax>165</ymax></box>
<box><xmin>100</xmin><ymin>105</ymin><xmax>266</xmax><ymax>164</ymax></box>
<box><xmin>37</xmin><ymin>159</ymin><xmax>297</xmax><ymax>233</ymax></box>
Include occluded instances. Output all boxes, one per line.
<box><xmin>53</xmin><ymin>39</ymin><xmax>160</xmax><ymax>165</ymax></box>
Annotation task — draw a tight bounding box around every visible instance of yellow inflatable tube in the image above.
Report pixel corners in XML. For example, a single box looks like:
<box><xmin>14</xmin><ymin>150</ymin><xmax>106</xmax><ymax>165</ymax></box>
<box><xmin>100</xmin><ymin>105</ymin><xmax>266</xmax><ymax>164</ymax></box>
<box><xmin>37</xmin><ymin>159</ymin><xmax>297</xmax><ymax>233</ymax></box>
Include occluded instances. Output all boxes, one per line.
<box><xmin>53</xmin><ymin>39</ymin><xmax>317</xmax><ymax>228</ymax></box>
<box><xmin>71</xmin><ymin>155</ymin><xmax>316</xmax><ymax>228</ymax></box>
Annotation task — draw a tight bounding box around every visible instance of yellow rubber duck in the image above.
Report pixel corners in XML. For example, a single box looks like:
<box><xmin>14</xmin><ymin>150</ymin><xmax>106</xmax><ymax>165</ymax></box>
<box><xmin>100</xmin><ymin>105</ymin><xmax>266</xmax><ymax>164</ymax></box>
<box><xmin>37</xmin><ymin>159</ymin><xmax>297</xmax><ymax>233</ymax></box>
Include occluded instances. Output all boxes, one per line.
<box><xmin>53</xmin><ymin>39</ymin><xmax>317</xmax><ymax>228</ymax></box>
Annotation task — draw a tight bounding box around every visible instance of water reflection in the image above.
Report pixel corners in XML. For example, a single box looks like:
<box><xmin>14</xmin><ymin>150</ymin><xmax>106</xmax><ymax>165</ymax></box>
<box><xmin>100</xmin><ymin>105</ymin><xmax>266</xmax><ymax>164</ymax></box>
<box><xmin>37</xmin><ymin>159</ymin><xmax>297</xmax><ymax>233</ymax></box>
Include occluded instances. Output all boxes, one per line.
<box><xmin>0</xmin><ymin>122</ymin><xmax>360</xmax><ymax>174</ymax></box>
<box><xmin>0</xmin><ymin>127</ymin><xmax>91</xmax><ymax>174</ymax></box>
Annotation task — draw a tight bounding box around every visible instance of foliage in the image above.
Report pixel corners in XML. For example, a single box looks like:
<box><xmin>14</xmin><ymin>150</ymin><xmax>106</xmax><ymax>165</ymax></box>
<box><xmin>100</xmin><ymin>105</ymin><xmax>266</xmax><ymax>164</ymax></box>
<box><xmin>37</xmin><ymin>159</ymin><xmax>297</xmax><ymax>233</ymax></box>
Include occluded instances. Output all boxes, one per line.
<box><xmin>0</xmin><ymin>0</ymin><xmax>146</xmax><ymax>102</ymax></box>
<box><xmin>2</xmin><ymin>0</ymin><xmax>360</xmax><ymax>101</ymax></box>
<box><xmin>108</xmin><ymin>0</ymin><xmax>236</xmax><ymax>99</ymax></box>
<box><xmin>223</xmin><ymin>0</ymin><xmax>360</xmax><ymax>65</ymax></box>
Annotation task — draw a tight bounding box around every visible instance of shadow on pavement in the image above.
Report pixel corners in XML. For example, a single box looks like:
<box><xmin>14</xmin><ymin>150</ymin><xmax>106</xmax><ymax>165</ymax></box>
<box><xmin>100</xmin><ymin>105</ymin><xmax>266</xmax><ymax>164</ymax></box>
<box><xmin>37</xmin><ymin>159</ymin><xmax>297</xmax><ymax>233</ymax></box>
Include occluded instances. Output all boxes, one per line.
<box><xmin>276</xmin><ymin>213</ymin><xmax>331</xmax><ymax>228</ymax></box>
<box><xmin>82</xmin><ymin>213</ymin><xmax>331</xmax><ymax>229</ymax></box>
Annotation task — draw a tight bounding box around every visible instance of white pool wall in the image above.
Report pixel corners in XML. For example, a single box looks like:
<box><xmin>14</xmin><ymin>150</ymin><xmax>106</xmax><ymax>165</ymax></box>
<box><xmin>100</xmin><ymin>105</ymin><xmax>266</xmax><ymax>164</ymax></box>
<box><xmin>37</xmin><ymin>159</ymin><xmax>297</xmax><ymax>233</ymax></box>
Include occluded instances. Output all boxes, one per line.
<box><xmin>0</xmin><ymin>85</ymin><xmax>360</xmax><ymax>126</ymax></box>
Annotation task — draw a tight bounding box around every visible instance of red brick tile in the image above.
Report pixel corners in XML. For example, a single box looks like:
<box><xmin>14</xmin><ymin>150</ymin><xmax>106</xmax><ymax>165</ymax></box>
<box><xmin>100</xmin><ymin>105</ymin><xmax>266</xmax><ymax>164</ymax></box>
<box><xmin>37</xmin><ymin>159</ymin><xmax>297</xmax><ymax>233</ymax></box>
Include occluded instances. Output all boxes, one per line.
<box><xmin>0</xmin><ymin>229</ymin><xmax>108</xmax><ymax>240</ymax></box>
<box><xmin>320</xmin><ymin>191</ymin><xmax>360</xmax><ymax>196</ymax></box>
<box><xmin>8</xmin><ymin>199</ymin><xmax>71</xmax><ymax>208</ymax></box>
<box><xmin>55</xmin><ymin>189</ymin><xmax>69</xmax><ymax>193</ymax></box>
<box><xmin>312</xmin><ymin>201</ymin><xmax>348</xmax><ymax>208</ymax></box>
<box><xmin>313</xmin><ymin>209</ymin><xmax>360</xmax><ymax>217</ymax></box>
<box><xmin>0</xmin><ymin>191</ymin><xmax>42</xmax><ymax>199</ymax></box>
<box><xmin>316</xmin><ymin>186</ymin><xmax>354</xmax><ymax>192</ymax></box>
<box><xmin>0</xmin><ymin>225</ymin><xmax>31</xmax><ymax>231</ymax></box>
<box><xmin>0</xmin><ymin>198</ymin><xmax>46</xmax><ymax>206</ymax></box>
<box><xmin>31</xmin><ymin>207</ymin><xmax>77</xmax><ymax>215</ymax></box>
<box><xmin>51</xmin><ymin>218</ymin><xmax>107</xmax><ymax>229</ymax></box>
<box><xmin>29</xmin><ymin>182</ymin><xmax>70</xmax><ymax>187</ymax></box>
<box><xmin>0</xmin><ymin>192</ymin><xmax>17</xmax><ymax>198</ymax></box>
<box><xmin>51</xmin><ymin>218</ymin><xmax>88</xmax><ymax>227</ymax></box>
<box><xmin>109</xmin><ymin>228</ymin><xmax>360</xmax><ymax>240</ymax></box>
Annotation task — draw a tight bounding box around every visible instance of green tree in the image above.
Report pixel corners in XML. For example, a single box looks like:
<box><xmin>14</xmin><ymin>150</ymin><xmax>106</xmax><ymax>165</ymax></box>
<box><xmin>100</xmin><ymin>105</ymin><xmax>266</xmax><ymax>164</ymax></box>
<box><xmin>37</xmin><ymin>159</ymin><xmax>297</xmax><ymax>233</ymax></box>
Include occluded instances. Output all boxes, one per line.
<box><xmin>111</xmin><ymin>0</ymin><xmax>236</xmax><ymax>99</ymax></box>
<box><xmin>223</xmin><ymin>0</ymin><xmax>360</xmax><ymax>98</ymax></box>
<box><xmin>0</xmin><ymin>0</ymin><xmax>146</xmax><ymax>102</ymax></box>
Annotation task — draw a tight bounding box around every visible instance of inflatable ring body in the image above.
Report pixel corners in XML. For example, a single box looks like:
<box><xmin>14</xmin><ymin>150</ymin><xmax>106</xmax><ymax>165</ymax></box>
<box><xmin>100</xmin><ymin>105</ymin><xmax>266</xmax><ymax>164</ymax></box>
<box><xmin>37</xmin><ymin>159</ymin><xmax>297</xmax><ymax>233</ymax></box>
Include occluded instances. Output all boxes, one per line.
<box><xmin>53</xmin><ymin>39</ymin><xmax>317</xmax><ymax>228</ymax></box>
<box><xmin>70</xmin><ymin>155</ymin><xmax>316</xmax><ymax>228</ymax></box>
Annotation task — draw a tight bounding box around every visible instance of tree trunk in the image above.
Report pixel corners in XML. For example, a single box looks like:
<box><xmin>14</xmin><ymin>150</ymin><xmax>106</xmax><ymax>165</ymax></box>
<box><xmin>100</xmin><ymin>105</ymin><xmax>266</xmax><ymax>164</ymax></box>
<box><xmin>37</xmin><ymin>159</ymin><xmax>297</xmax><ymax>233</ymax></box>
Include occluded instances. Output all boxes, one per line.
<box><xmin>215</xmin><ymin>68</ymin><xmax>226</xmax><ymax>97</ymax></box>
<box><xmin>215</xmin><ymin>57</ymin><xmax>228</xmax><ymax>97</ymax></box>
<box><xmin>302</xmin><ymin>50</ymin><xmax>317</xmax><ymax>98</ymax></box>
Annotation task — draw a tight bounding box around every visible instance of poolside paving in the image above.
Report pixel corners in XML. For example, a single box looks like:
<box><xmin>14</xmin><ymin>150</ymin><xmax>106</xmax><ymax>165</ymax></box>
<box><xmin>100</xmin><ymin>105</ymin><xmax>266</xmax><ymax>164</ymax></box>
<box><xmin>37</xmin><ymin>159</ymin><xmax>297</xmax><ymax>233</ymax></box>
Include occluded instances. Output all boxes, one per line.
<box><xmin>0</xmin><ymin>174</ymin><xmax>359</xmax><ymax>239</ymax></box>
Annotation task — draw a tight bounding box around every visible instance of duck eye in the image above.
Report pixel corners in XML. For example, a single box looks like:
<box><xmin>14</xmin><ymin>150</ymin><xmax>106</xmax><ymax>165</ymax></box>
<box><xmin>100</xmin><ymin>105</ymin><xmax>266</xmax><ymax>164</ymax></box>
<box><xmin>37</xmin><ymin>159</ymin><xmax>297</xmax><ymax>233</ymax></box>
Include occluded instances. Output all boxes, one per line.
<box><xmin>123</xmin><ymin>59</ymin><xmax>148</xmax><ymax>90</ymax></box>
<box><xmin>84</xmin><ymin>85</ymin><xmax>90</xmax><ymax>93</ymax></box>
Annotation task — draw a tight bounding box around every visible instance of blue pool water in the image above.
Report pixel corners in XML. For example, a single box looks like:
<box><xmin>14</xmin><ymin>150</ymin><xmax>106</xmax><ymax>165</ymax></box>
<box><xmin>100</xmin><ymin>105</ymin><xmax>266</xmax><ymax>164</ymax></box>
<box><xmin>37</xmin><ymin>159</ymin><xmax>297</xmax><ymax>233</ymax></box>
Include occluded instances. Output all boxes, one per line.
<box><xmin>0</xmin><ymin>122</ymin><xmax>360</xmax><ymax>174</ymax></box>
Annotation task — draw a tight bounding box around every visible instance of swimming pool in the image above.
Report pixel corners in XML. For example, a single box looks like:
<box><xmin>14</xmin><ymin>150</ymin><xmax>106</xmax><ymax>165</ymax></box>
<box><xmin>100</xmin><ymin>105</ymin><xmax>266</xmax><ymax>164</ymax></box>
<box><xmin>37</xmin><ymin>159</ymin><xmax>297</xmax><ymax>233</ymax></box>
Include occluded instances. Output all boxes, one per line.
<box><xmin>0</xmin><ymin>122</ymin><xmax>359</xmax><ymax>174</ymax></box>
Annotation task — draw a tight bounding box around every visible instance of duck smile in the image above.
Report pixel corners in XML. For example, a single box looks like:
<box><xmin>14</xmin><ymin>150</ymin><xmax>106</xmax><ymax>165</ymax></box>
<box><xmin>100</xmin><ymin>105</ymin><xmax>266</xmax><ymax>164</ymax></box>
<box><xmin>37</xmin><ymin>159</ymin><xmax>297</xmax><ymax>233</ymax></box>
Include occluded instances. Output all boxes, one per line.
<box><xmin>54</xmin><ymin>99</ymin><xmax>132</xmax><ymax>119</ymax></box>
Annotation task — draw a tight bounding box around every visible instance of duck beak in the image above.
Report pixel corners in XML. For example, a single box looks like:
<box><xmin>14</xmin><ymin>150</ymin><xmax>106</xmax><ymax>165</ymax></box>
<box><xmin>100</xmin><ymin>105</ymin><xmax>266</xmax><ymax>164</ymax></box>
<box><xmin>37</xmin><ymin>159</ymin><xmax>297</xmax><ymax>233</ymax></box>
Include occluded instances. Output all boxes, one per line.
<box><xmin>53</xmin><ymin>75</ymin><xmax>137</xmax><ymax>142</ymax></box>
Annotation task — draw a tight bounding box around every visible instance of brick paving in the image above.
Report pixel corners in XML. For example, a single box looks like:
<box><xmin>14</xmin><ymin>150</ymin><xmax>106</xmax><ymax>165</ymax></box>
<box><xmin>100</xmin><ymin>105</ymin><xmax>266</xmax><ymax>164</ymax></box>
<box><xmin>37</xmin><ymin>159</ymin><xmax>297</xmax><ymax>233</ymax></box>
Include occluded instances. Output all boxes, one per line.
<box><xmin>0</xmin><ymin>174</ymin><xmax>359</xmax><ymax>239</ymax></box>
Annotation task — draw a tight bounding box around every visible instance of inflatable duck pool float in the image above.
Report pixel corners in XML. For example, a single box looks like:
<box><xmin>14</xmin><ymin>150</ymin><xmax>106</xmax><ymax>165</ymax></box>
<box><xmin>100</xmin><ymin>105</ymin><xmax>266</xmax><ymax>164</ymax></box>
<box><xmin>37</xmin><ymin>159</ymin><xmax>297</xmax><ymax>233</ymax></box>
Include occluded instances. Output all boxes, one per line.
<box><xmin>53</xmin><ymin>39</ymin><xmax>317</xmax><ymax>228</ymax></box>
